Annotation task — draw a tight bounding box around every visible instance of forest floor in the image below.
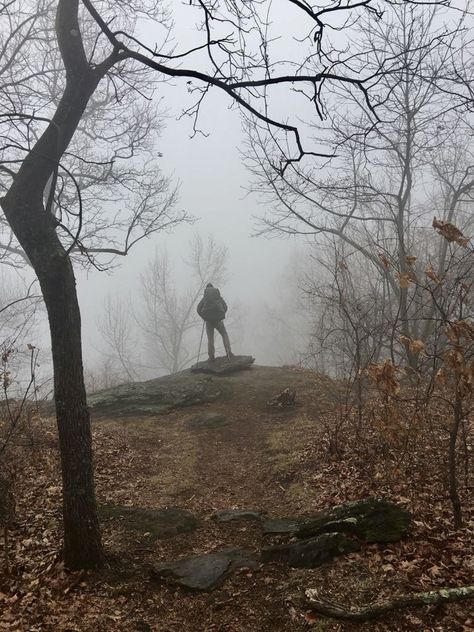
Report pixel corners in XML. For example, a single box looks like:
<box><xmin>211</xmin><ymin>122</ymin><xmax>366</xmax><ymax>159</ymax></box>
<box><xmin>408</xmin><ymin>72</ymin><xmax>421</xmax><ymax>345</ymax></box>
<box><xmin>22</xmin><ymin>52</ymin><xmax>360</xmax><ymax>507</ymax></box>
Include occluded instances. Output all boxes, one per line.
<box><xmin>1</xmin><ymin>365</ymin><xmax>474</xmax><ymax>632</ymax></box>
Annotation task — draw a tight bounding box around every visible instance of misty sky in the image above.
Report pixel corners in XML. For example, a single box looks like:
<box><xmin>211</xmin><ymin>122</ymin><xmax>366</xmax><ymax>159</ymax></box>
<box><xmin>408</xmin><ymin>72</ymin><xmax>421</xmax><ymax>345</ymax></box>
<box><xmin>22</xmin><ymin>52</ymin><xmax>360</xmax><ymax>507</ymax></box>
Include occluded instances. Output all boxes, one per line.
<box><xmin>3</xmin><ymin>0</ymin><xmax>469</xmax><ymax>386</ymax></box>
<box><xmin>74</xmin><ymin>0</ymin><xmax>325</xmax><ymax>372</ymax></box>
<box><xmin>76</xmin><ymin>81</ymin><xmax>300</xmax><ymax>369</ymax></box>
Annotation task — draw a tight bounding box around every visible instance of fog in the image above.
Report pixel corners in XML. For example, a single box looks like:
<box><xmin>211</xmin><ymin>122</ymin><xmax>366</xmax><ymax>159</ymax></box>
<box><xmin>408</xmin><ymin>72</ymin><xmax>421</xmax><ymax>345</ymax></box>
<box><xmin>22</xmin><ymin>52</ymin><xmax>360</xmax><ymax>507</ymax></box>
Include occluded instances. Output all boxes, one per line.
<box><xmin>72</xmin><ymin>3</ymin><xmax>319</xmax><ymax>379</ymax></box>
<box><xmin>75</xmin><ymin>71</ymin><xmax>306</xmax><ymax>377</ymax></box>
<box><xmin>1</xmin><ymin>0</ymin><xmax>473</xmax><ymax>390</ymax></box>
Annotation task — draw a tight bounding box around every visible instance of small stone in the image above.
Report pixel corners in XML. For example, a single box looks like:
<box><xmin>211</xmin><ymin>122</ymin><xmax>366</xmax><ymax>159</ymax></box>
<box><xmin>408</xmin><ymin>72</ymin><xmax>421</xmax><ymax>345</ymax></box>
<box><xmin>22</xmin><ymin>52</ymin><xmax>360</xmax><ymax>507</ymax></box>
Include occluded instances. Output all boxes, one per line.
<box><xmin>263</xmin><ymin>517</ymin><xmax>302</xmax><ymax>535</ymax></box>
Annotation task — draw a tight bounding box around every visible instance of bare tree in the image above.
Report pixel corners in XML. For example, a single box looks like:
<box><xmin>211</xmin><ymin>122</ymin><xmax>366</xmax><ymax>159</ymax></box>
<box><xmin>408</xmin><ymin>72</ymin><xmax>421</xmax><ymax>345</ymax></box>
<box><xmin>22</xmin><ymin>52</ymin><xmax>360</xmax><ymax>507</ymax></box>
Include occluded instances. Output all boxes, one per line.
<box><xmin>97</xmin><ymin>295</ymin><xmax>139</xmax><ymax>382</ymax></box>
<box><xmin>0</xmin><ymin>2</ymin><xmax>184</xmax><ymax>270</ymax></box>
<box><xmin>247</xmin><ymin>5</ymin><xmax>474</xmax><ymax>368</ymax></box>
<box><xmin>0</xmin><ymin>0</ymin><xmax>454</xmax><ymax>569</ymax></box>
<box><xmin>137</xmin><ymin>235</ymin><xmax>228</xmax><ymax>374</ymax></box>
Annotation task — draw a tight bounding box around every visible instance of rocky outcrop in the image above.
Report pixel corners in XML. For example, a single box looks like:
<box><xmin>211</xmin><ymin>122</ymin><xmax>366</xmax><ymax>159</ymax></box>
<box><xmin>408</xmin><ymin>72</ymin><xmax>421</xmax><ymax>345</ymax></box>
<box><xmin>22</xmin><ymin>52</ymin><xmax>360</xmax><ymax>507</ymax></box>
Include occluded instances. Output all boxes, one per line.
<box><xmin>88</xmin><ymin>373</ymin><xmax>232</xmax><ymax>417</ymax></box>
<box><xmin>260</xmin><ymin>498</ymin><xmax>411</xmax><ymax>569</ymax></box>
<box><xmin>297</xmin><ymin>498</ymin><xmax>411</xmax><ymax>543</ymax></box>
<box><xmin>87</xmin><ymin>364</ymin><xmax>322</xmax><ymax>417</ymax></box>
<box><xmin>191</xmin><ymin>355</ymin><xmax>255</xmax><ymax>375</ymax></box>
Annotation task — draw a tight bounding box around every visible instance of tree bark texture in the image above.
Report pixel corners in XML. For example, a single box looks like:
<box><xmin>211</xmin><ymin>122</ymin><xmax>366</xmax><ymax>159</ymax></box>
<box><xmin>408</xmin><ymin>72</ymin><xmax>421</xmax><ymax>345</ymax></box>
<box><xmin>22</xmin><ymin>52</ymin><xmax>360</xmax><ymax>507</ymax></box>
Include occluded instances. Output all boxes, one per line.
<box><xmin>1</xmin><ymin>198</ymin><xmax>104</xmax><ymax>570</ymax></box>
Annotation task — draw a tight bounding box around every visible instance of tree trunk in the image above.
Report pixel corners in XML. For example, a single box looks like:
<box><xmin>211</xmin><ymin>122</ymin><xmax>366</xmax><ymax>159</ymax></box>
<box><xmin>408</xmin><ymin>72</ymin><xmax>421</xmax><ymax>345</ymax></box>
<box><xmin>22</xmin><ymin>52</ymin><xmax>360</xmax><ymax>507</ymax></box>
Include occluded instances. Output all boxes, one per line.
<box><xmin>42</xmin><ymin>256</ymin><xmax>103</xmax><ymax>569</ymax></box>
<box><xmin>1</xmin><ymin>194</ymin><xmax>103</xmax><ymax>569</ymax></box>
<box><xmin>449</xmin><ymin>388</ymin><xmax>463</xmax><ymax>529</ymax></box>
<box><xmin>1</xmin><ymin>65</ymin><xmax>105</xmax><ymax>568</ymax></box>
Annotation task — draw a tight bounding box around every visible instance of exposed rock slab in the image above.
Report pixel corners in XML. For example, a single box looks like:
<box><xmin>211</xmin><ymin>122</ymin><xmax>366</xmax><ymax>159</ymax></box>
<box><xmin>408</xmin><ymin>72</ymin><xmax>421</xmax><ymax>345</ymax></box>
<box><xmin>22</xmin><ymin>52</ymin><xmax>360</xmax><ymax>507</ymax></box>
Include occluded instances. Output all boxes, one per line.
<box><xmin>261</xmin><ymin>533</ymin><xmax>360</xmax><ymax>568</ymax></box>
<box><xmin>88</xmin><ymin>373</ymin><xmax>231</xmax><ymax>417</ymax></box>
<box><xmin>262</xmin><ymin>517</ymin><xmax>303</xmax><ymax>535</ymax></box>
<box><xmin>191</xmin><ymin>355</ymin><xmax>255</xmax><ymax>375</ymax></box>
<box><xmin>98</xmin><ymin>505</ymin><xmax>199</xmax><ymax>539</ymax></box>
<box><xmin>297</xmin><ymin>498</ymin><xmax>411</xmax><ymax>543</ymax></box>
<box><xmin>151</xmin><ymin>548</ymin><xmax>257</xmax><ymax>591</ymax></box>
<box><xmin>185</xmin><ymin>413</ymin><xmax>229</xmax><ymax>430</ymax></box>
<box><xmin>87</xmin><ymin>365</ymin><xmax>333</xmax><ymax>418</ymax></box>
<box><xmin>213</xmin><ymin>509</ymin><xmax>266</xmax><ymax>523</ymax></box>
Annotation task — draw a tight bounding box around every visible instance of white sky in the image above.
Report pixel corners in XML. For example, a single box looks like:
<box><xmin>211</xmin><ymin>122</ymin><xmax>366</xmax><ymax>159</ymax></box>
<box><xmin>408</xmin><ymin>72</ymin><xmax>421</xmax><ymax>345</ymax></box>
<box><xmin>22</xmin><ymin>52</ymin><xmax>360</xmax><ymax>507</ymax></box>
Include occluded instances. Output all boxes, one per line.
<box><xmin>75</xmin><ymin>0</ymin><xmax>323</xmax><ymax>369</ymax></box>
<box><xmin>76</xmin><ymin>81</ymin><xmax>300</xmax><ymax>366</ymax></box>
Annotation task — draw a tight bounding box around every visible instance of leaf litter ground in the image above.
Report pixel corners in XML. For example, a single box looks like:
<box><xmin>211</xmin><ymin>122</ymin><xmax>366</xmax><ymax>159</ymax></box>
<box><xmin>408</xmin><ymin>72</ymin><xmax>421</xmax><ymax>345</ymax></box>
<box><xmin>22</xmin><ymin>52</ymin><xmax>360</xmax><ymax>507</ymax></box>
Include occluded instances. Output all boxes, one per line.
<box><xmin>1</xmin><ymin>367</ymin><xmax>473</xmax><ymax>631</ymax></box>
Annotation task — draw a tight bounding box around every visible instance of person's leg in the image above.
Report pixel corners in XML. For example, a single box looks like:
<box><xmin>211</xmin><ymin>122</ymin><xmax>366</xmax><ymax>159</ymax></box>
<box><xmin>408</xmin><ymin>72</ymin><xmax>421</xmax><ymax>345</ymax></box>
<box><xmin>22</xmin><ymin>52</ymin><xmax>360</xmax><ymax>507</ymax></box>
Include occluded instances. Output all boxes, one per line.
<box><xmin>206</xmin><ymin>321</ymin><xmax>215</xmax><ymax>361</ymax></box>
<box><xmin>215</xmin><ymin>321</ymin><xmax>233</xmax><ymax>359</ymax></box>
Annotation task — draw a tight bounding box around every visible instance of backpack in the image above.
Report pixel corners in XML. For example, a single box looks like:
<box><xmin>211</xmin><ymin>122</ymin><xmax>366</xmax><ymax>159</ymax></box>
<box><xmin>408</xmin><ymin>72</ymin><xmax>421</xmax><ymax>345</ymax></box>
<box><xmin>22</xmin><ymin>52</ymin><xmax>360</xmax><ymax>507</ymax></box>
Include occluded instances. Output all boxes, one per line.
<box><xmin>199</xmin><ymin>287</ymin><xmax>226</xmax><ymax>322</ymax></box>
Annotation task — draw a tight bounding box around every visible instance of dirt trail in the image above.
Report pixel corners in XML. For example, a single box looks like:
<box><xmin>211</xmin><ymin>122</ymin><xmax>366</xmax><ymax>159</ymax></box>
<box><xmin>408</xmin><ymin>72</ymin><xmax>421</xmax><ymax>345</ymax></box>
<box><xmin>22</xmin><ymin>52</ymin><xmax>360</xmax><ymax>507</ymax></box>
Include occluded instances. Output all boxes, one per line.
<box><xmin>97</xmin><ymin>366</ymin><xmax>333</xmax><ymax>519</ymax></box>
<box><xmin>89</xmin><ymin>374</ymin><xmax>336</xmax><ymax>632</ymax></box>
<box><xmin>193</xmin><ymin>404</ymin><xmax>282</xmax><ymax>510</ymax></box>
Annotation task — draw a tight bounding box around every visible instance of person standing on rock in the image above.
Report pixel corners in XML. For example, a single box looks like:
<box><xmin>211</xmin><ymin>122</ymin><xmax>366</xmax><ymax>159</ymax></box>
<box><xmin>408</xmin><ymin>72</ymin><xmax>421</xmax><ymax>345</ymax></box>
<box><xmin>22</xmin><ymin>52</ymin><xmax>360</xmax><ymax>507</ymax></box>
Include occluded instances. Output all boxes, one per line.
<box><xmin>197</xmin><ymin>283</ymin><xmax>233</xmax><ymax>361</ymax></box>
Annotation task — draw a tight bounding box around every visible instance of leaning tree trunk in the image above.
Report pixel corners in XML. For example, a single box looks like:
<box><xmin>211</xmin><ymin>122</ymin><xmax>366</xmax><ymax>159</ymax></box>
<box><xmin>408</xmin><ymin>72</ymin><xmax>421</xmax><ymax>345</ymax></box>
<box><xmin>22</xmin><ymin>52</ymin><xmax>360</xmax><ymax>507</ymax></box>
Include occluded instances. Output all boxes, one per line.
<box><xmin>0</xmin><ymin>6</ymin><xmax>106</xmax><ymax>565</ymax></box>
<box><xmin>0</xmin><ymin>192</ymin><xmax>104</xmax><ymax>569</ymax></box>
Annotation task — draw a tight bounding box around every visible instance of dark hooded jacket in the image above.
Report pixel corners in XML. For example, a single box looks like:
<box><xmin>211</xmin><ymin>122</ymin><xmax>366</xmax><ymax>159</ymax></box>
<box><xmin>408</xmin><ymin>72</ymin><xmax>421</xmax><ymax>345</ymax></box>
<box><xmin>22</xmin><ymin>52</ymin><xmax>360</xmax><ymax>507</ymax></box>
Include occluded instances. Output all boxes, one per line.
<box><xmin>197</xmin><ymin>286</ymin><xmax>228</xmax><ymax>323</ymax></box>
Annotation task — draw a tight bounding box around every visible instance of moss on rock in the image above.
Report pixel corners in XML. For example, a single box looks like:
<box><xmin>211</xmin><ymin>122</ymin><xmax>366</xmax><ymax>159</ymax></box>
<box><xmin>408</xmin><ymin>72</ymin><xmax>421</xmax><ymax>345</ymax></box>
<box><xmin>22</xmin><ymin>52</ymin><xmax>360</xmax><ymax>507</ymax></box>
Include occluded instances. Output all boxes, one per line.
<box><xmin>297</xmin><ymin>498</ymin><xmax>411</xmax><ymax>543</ymax></box>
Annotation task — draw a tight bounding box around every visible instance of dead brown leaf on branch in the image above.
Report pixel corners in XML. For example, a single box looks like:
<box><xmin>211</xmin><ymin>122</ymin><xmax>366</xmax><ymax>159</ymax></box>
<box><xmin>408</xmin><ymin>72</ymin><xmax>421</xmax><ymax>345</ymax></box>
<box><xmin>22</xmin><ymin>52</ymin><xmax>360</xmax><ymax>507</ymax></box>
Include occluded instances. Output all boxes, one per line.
<box><xmin>396</xmin><ymin>271</ymin><xmax>417</xmax><ymax>288</ymax></box>
<box><xmin>366</xmin><ymin>360</ymin><xmax>401</xmax><ymax>396</ymax></box>
<box><xmin>399</xmin><ymin>336</ymin><xmax>425</xmax><ymax>356</ymax></box>
<box><xmin>425</xmin><ymin>264</ymin><xmax>442</xmax><ymax>284</ymax></box>
<box><xmin>445</xmin><ymin>320</ymin><xmax>474</xmax><ymax>343</ymax></box>
<box><xmin>378</xmin><ymin>253</ymin><xmax>391</xmax><ymax>269</ymax></box>
<box><xmin>432</xmin><ymin>218</ymin><xmax>470</xmax><ymax>248</ymax></box>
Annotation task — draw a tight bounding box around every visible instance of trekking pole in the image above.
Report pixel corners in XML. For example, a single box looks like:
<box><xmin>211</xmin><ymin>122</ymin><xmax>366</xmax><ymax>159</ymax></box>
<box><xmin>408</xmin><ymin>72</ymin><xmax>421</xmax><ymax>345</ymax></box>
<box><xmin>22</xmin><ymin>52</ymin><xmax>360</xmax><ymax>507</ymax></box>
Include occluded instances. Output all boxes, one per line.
<box><xmin>196</xmin><ymin>321</ymin><xmax>205</xmax><ymax>365</ymax></box>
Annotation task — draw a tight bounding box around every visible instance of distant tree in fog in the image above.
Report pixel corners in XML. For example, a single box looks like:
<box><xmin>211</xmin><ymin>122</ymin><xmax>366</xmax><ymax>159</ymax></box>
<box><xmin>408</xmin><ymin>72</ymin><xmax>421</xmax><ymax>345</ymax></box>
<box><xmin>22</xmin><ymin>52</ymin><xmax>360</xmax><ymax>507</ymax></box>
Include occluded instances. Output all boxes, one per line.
<box><xmin>138</xmin><ymin>235</ymin><xmax>227</xmax><ymax>374</ymax></box>
<box><xmin>97</xmin><ymin>295</ymin><xmax>139</xmax><ymax>383</ymax></box>
<box><xmin>247</xmin><ymin>5</ymin><xmax>474</xmax><ymax>371</ymax></box>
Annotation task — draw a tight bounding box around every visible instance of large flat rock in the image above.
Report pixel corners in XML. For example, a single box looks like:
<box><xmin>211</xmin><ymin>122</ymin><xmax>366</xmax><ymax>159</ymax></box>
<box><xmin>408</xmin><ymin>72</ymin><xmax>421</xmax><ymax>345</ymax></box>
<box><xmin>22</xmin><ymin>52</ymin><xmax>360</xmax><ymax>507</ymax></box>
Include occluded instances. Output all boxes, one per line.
<box><xmin>88</xmin><ymin>372</ymin><xmax>232</xmax><ymax>417</ymax></box>
<box><xmin>191</xmin><ymin>355</ymin><xmax>255</xmax><ymax>375</ymax></box>
<box><xmin>98</xmin><ymin>506</ymin><xmax>199</xmax><ymax>539</ymax></box>
<box><xmin>212</xmin><ymin>509</ymin><xmax>266</xmax><ymax>523</ymax></box>
<box><xmin>151</xmin><ymin>549</ymin><xmax>257</xmax><ymax>591</ymax></box>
